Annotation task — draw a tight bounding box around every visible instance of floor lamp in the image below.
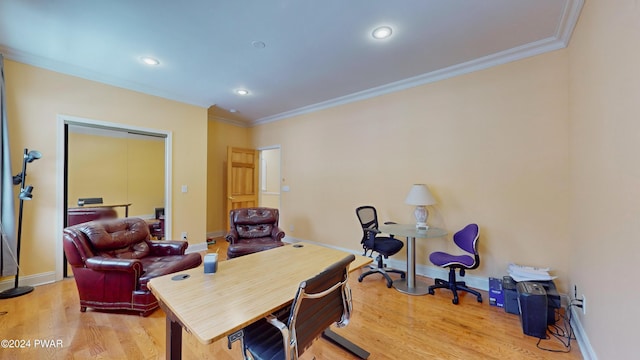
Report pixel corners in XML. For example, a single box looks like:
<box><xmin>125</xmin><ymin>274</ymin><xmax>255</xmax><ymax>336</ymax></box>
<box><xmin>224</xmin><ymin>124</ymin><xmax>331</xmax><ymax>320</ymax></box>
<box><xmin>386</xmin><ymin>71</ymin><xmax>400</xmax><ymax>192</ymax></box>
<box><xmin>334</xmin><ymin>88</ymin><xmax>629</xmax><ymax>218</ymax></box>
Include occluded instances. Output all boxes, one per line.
<box><xmin>0</xmin><ymin>148</ymin><xmax>41</xmax><ymax>299</ymax></box>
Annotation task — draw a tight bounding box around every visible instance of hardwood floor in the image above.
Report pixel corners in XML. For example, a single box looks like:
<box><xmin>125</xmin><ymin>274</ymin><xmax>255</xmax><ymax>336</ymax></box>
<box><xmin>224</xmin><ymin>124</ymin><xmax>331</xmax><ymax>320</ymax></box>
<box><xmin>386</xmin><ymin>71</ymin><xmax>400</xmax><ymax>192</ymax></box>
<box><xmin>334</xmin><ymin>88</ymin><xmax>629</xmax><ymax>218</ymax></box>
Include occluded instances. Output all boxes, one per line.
<box><xmin>0</xmin><ymin>240</ymin><xmax>582</xmax><ymax>359</ymax></box>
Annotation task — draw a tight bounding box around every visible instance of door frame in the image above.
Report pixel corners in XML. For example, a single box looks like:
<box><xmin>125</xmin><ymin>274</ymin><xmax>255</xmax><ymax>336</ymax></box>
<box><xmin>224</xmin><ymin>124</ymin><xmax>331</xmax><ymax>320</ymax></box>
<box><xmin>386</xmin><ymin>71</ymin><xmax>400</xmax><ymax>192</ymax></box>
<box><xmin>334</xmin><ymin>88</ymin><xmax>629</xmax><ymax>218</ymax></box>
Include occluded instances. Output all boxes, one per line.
<box><xmin>257</xmin><ymin>145</ymin><xmax>282</xmax><ymax>210</ymax></box>
<box><xmin>55</xmin><ymin>114</ymin><xmax>172</xmax><ymax>281</ymax></box>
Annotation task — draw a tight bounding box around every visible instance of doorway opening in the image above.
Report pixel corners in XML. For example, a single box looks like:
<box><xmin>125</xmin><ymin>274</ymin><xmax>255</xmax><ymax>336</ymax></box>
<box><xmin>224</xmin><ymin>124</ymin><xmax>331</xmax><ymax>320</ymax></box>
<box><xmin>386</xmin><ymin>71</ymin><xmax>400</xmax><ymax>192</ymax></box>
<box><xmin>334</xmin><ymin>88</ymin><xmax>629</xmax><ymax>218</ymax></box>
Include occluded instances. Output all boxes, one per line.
<box><xmin>56</xmin><ymin>115</ymin><xmax>172</xmax><ymax>280</ymax></box>
<box><xmin>258</xmin><ymin>147</ymin><xmax>281</xmax><ymax>210</ymax></box>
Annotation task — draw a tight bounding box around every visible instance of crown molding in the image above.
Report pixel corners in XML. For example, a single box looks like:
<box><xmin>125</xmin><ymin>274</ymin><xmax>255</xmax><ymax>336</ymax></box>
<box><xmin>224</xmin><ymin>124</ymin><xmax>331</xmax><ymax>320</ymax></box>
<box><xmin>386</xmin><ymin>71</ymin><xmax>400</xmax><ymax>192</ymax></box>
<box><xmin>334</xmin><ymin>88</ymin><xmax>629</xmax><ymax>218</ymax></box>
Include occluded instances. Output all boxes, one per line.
<box><xmin>251</xmin><ymin>0</ymin><xmax>584</xmax><ymax>127</ymax></box>
<box><xmin>0</xmin><ymin>46</ymin><xmax>208</xmax><ymax>109</ymax></box>
<box><xmin>557</xmin><ymin>0</ymin><xmax>585</xmax><ymax>45</ymax></box>
<box><xmin>208</xmin><ymin>115</ymin><xmax>249</xmax><ymax>128</ymax></box>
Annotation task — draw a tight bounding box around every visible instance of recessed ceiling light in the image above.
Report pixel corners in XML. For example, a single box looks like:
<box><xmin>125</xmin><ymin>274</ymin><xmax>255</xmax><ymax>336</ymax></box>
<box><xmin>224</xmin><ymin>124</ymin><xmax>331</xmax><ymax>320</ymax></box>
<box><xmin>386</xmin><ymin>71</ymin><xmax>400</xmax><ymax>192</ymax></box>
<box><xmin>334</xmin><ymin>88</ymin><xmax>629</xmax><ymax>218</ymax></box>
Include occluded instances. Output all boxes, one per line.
<box><xmin>140</xmin><ymin>57</ymin><xmax>160</xmax><ymax>66</ymax></box>
<box><xmin>372</xmin><ymin>26</ymin><xmax>393</xmax><ymax>40</ymax></box>
<box><xmin>251</xmin><ymin>41</ymin><xmax>266</xmax><ymax>49</ymax></box>
<box><xmin>236</xmin><ymin>89</ymin><xmax>249</xmax><ymax>96</ymax></box>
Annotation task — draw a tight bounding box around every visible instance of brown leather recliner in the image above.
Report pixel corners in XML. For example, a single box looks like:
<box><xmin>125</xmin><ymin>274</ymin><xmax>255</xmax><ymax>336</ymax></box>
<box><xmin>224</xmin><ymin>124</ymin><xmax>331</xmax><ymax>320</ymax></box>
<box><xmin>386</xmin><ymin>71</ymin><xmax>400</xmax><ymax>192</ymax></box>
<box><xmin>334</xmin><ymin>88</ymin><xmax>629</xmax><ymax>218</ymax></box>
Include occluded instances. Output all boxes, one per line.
<box><xmin>63</xmin><ymin>217</ymin><xmax>202</xmax><ymax>316</ymax></box>
<box><xmin>225</xmin><ymin>207</ymin><xmax>285</xmax><ymax>259</ymax></box>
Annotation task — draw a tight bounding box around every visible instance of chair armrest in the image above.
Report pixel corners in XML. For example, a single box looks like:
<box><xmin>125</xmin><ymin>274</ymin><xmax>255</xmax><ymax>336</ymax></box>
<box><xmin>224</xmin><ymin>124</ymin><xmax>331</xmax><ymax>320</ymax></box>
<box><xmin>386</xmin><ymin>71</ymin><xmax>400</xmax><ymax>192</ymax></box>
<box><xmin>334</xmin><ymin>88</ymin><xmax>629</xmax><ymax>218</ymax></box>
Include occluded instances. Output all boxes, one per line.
<box><xmin>148</xmin><ymin>240</ymin><xmax>188</xmax><ymax>256</ymax></box>
<box><xmin>380</xmin><ymin>222</ymin><xmax>397</xmax><ymax>238</ymax></box>
<box><xmin>265</xmin><ymin>314</ymin><xmax>292</xmax><ymax>360</ymax></box>
<box><xmin>363</xmin><ymin>228</ymin><xmax>380</xmax><ymax>248</ymax></box>
<box><xmin>271</xmin><ymin>227</ymin><xmax>285</xmax><ymax>241</ymax></box>
<box><xmin>365</xmin><ymin>228</ymin><xmax>381</xmax><ymax>235</ymax></box>
<box><xmin>225</xmin><ymin>229</ymin><xmax>239</xmax><ymax>244</ymax></box>
<box><xmin>85</xmin><ymin>257</ymin><xmax>143</xmax><ymax>273</ymax></box>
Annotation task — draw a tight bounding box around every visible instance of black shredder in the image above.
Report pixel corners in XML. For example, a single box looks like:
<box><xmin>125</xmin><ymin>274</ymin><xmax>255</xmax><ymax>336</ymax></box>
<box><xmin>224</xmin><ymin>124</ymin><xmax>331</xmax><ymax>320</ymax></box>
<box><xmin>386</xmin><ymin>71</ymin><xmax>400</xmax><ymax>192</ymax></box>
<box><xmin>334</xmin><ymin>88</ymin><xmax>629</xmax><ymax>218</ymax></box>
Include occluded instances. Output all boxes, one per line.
<box><xmin>516</xmin><ymin>282</ymin><xmax>548</xmax><ymax>338</ymax></box>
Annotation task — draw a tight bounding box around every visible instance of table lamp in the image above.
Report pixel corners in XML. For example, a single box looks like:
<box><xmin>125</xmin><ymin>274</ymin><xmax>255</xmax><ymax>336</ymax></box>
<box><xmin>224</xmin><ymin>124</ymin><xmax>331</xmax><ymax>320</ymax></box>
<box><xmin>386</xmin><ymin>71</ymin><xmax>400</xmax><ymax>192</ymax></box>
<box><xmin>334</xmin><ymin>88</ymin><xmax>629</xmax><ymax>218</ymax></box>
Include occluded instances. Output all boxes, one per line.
<box><xmin>404</xmin><ymin>184</ymin><xmax>436</xmax><ymax>230</ymax></box>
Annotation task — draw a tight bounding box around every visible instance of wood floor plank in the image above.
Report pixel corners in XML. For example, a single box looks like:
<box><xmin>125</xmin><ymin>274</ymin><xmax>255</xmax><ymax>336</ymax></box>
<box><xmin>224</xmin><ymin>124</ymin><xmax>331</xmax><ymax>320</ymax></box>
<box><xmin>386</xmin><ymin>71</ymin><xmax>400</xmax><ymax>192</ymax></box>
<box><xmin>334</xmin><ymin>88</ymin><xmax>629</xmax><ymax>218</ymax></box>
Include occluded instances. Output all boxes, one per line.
<box><xmin>0</xmin><ymin>241</ymin><xmax>582</xmax><ymax>359</ymax></box>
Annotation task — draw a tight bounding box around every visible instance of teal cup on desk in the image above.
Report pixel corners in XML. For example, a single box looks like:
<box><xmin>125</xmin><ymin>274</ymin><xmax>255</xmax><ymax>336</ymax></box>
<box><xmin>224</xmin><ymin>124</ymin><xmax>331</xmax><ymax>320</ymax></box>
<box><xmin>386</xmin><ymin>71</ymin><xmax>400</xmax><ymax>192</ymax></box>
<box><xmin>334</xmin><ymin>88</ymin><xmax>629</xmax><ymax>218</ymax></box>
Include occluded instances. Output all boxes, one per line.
<box><xmin>204</xmin><ymin>253</ymin><xmax>218</xmax><ymax>274</ymax></box>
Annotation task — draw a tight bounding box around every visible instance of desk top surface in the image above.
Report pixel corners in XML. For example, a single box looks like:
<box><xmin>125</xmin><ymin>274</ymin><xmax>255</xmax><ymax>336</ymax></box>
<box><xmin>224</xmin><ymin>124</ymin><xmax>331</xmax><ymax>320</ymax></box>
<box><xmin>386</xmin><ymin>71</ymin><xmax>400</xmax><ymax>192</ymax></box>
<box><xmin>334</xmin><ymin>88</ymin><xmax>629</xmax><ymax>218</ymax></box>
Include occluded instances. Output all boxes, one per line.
<box><xmin>148</xmin><ymin>243</ymin><xmax>371</xmax><ymax>344</ymax></box>
<box><xmin>379</xmin><ymin>223</ymin><xmax>447</xmax><ymax>239</ymax></box>
<box><xmin>77</xmin><ymin>203</ymin><xmax>132</xmax><ymax>208</ymax></box>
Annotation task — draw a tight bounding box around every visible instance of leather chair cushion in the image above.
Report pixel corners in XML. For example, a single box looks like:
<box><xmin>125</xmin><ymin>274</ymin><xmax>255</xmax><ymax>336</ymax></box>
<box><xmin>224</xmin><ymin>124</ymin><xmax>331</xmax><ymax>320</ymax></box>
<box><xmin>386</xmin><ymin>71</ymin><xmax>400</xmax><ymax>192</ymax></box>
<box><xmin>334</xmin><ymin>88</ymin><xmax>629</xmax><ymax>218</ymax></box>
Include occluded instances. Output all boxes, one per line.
<box><xmin>232</xmin><ymin>208</ymin><xmax>278</xmax><ymax>225</ymax></box>
<box><xmin>373</xmin><ymin>236</ymin><xmax>404</xmax><ymax>257</ymax></box>
<box><xmin>227</xmin><ymin>238</ymin><xmax>285</xmax><ymax>257</ymax></box>
<box><xmin>81</xmin><ymin>218</ymin><xmax>151</xmax><ymax>258</ymax></box>
<box><xmin>237</xmin><ymin>224</ymin><xmax>274</xmax><ymax>239</ymax></box>
<box><xmin>138</xmin><ymin>252</ymin><xmax>203</xmax><ymax>291</ymax></box>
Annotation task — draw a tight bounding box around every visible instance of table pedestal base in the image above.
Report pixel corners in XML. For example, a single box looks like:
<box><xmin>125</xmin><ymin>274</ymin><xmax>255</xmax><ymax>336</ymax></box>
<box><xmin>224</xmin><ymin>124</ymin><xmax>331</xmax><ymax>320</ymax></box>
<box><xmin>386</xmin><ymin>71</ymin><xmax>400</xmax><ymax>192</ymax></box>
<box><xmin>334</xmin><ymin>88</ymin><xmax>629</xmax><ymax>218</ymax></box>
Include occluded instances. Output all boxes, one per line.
<box><xmin>393</xmin><ymin>279</ymin><xmax>431</xmax><ymax>296</ymax></box>
<box><xmin>323</xmin><ymin>328</ymin><xmax>370</xmax><ymax>359</ymax></box>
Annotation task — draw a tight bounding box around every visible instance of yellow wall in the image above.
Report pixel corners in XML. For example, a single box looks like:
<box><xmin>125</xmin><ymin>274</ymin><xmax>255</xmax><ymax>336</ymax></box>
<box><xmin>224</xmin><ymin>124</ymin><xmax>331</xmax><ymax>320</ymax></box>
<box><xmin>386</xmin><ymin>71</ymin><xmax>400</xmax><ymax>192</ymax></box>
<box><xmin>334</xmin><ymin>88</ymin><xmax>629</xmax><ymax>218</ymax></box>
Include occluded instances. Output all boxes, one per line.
<box><xmin>251</xmin><ymin>50</ymin><xmax>571</xmax><ymax>291</ymax></box>
<box><xmin>125</xmin><ymin>135</ymin><xmax>165</xmax><ymax>217</ymax></box>
<box><xmin>67</xmin><ymin>132</ymin><xmax>165</xmax><ymax>218</ymax></box>
<box><xmin>567</xmin><ymin>1</ymin><xmax>640</xmax><ymax>358</ymax></box>
<box><xmin>206</xmin><ymin>119</ymin><xmax>250</xmax><ymax>233</ymax></box>
<box><xmin>4</xmin><ymin>60</ymin><xmax>207</xmax><ymax>277</ymax></box>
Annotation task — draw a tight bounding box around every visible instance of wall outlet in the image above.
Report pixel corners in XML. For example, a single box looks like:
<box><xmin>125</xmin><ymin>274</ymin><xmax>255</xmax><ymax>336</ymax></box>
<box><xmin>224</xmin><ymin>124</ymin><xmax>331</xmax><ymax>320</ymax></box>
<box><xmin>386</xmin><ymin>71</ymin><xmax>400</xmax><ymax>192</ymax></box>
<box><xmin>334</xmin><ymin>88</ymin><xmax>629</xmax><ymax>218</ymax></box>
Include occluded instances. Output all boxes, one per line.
<box><xmin>181</xmin><ymin>232</ymin><xmax>188</xmax><ymax>241</ymax></box>
<box><xmin>582</xmin><ymin>294</ymin><xmax>586</xmax><ymax>315</ymax></box>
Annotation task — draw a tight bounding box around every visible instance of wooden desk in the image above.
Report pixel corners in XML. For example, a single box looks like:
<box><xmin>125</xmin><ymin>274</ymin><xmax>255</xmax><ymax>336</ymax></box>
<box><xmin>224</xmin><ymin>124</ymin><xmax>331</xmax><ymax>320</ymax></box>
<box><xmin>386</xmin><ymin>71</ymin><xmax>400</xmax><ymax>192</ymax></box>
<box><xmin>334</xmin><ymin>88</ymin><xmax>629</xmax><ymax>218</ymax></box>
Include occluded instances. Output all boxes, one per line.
<box><xmin>148</xmin><ymin>243</ymin><xmax>372</xmax><ymax>359</ymax></box>
<box><xmin>82</xmin><ymin>203</ymin><xmax>132</xmax><ymax>217</ymax></box>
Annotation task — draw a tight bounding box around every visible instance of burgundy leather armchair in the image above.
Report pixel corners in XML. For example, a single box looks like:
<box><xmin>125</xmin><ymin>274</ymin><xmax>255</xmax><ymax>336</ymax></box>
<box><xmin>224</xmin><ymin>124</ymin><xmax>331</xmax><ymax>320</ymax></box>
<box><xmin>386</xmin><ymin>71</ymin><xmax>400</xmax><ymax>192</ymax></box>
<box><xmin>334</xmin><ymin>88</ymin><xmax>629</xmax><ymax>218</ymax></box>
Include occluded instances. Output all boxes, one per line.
<box><xmin>63</xmin><ymin>217</ymin><xmax>202</xmax><ymax>316</ymax></box>
<box><xmin>225</xmin><ymin>207</ymin><xmax>285</xmax><ymax>259</ymax></box>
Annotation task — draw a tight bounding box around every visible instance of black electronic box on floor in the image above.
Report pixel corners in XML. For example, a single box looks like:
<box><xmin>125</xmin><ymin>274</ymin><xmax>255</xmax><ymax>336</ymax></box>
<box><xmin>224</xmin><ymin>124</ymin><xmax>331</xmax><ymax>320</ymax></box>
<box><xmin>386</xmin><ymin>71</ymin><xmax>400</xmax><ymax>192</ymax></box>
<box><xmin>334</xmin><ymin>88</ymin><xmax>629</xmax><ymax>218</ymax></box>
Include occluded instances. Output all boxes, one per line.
<box><xmin>503</xmin><ymin>276</ymin><xmax>520</xmax><ymax>314</ymax></box>
<box><xmin>515</xmin><ymin>280</ymin><xmax>560</xmax><ymax>338</ymax></box>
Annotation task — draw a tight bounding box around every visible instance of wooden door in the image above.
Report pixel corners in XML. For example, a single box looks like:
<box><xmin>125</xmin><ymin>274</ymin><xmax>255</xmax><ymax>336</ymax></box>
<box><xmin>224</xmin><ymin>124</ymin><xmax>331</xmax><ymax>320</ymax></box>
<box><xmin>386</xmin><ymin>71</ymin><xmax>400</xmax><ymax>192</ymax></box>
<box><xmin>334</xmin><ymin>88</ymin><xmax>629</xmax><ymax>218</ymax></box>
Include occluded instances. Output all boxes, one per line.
<box><xmin>225</xmin><ymin>147</ymin><xmax>259</xmax><ymax>230</ymax></box>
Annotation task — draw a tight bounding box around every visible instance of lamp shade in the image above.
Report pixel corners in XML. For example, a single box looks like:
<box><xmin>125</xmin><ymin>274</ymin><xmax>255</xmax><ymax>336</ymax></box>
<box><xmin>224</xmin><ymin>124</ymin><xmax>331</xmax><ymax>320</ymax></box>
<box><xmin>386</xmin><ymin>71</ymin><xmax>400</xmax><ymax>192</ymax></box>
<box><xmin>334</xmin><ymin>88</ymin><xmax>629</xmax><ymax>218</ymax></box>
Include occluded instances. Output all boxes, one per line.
<box><xmin>404</xmin><ymin>184</ymin><xmax>436</xmax><ymax>206</ymax></box>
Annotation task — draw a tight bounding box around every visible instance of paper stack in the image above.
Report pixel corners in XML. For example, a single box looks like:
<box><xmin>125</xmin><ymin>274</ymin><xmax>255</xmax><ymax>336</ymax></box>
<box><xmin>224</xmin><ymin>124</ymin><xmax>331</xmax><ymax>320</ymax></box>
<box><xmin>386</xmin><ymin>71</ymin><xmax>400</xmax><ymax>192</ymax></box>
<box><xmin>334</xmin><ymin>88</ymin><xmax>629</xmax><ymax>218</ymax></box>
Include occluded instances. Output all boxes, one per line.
<box><xmin>507</xmin><ymin>263</ymin><xmax>556</xmax><ymax>282</ymax></box>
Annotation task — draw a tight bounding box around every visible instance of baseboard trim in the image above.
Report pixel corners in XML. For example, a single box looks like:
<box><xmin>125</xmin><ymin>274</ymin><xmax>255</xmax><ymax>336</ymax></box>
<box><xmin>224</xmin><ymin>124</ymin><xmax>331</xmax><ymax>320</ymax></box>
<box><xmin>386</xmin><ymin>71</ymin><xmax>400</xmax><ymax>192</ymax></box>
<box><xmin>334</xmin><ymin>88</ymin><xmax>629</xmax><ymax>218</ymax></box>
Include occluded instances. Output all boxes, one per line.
<box><xmin>206</xmin><ymin>231</ymin><xmax>225</xmax><ymax>239</ymax></box>
<box><xmin>0</xmin><ymin>242</ymin><xmax>208</xmax><ymax>292</ymax></box>
<box><xmin>0</xmin><ymin>271</ymin><xmax>56</xmax><ymax>292</ymax></box>
<box><xmin>284</xmin><ymin>236</ymin><xmax>489</xmax><ymax>291</ymax></box>
<box><xmin>570</xmin><ymin>307</ymin><xmax>597</xmax><ymax>360</ymax></box>
<box><xmin>385</xmin><ymin>258</ymin><xmax>489</xmax><ymax>291</ymax></box>
<box><xmin>283</xmin><ymin>236</ymin><xmax>362</xmax><ymax>254</ymax></box>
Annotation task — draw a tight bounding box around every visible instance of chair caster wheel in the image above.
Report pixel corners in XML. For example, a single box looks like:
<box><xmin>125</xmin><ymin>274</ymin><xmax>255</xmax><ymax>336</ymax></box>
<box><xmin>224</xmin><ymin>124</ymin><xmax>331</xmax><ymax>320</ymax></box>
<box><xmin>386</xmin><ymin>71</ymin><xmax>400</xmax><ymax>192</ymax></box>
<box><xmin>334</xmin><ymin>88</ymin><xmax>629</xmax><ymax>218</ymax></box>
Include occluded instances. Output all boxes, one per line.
<box><xmin>386</xmin><ymin>281</ymin><xmax>393</xmax><ymax>288</ymax></box>
<box><xmin>452</xmin><ymin>298</ymin><xmax>459</xmax><ymax>305</ymax></box>
<box><xmin>428</xmin><ymin>289</ymin><xmax>434</xmax><ymax>295</ymax></box>
<box><xmin>401</xmin><ymin>273</ymin><xmax>406</xmax><ymax>279</ymax></box>
<box><xmin>477</xmin><ymin>296</ymin><xmax>483</xmax><ymax>303</ymax></box>
<box><xmin>357</xmin><ymin>276</ymin><xmax>363</xmax><ymax>283</ymax></box>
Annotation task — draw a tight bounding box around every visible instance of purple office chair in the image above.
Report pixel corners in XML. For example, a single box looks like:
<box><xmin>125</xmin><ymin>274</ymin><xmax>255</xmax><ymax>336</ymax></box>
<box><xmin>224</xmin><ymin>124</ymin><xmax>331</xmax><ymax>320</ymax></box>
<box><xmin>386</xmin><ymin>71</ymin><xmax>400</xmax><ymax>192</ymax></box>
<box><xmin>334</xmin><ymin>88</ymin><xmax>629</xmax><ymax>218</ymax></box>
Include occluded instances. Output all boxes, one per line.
<box><xmin>428</xmin><ymin>223</ymin><xmax>483</xmax><ymax>304</ymax></box>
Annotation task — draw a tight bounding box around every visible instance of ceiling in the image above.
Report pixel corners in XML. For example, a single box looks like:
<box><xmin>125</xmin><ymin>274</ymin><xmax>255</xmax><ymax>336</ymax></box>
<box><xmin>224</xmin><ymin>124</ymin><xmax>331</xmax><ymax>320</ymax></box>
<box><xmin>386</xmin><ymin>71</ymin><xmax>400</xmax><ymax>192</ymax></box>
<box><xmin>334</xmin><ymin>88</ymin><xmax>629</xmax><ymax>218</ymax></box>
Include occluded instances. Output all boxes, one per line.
<box><xmin>0</xmin><ymin>0</ymin><xmax>583</xmax><ymax>126</ymax></box>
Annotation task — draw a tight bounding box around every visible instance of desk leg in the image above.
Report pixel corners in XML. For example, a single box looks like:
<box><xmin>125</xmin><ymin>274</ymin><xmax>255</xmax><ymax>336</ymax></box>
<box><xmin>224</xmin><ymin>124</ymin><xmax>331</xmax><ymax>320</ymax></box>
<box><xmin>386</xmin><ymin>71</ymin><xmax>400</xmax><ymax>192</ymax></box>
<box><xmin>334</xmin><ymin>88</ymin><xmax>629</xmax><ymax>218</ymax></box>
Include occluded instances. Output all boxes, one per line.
<box><xmin>393</xmin><ymin>236</ymin><xmax>430</xmax><ymax>295</ymax></box>
<box><xmin>159</xmin><ymin>300</ymin><xmax>183</xmax><ymax>360</ymax></box>
<box><xmin>166</xmin><ymin>317</ymin><xmax>182</xmax><ymax>360</ymax></box>
<box><xmin>322</xmin><ymin>328</ymin><xmax>369</xmax><ymax>359</ymax></box>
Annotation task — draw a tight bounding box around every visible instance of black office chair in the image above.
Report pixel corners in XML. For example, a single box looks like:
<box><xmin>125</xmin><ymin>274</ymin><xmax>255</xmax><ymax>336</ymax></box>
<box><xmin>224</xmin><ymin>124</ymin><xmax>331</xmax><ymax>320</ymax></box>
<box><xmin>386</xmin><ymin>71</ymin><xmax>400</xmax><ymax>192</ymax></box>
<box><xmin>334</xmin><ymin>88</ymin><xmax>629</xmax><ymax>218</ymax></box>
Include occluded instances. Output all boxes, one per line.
<box><xmin>356</xmin><ymin>206</ymin><xmax>405</xmax><ymax>288</ymax></box>
<box><xmin>428</xmin><ymin>223</ymin><xmax>483</xmax><ymax>304</ymax></box>
<box><xmin>235</xmin><ymin>254</ymin><xmax>355</xmax><ymax>360</ymax></box>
